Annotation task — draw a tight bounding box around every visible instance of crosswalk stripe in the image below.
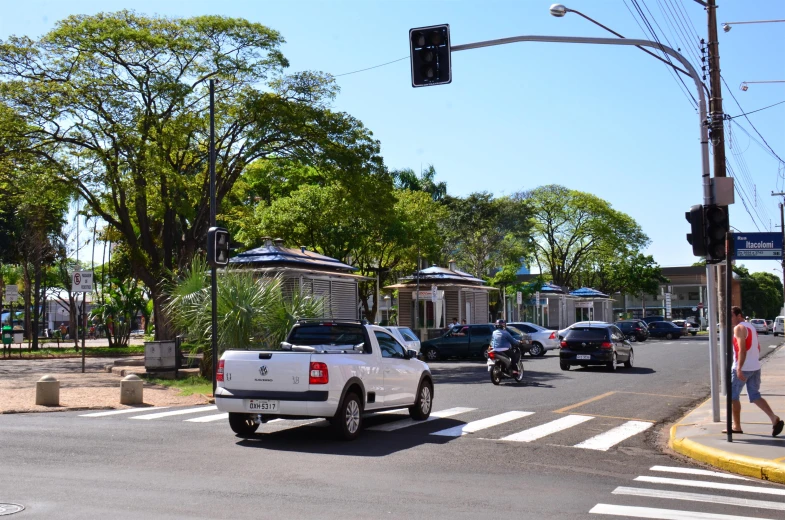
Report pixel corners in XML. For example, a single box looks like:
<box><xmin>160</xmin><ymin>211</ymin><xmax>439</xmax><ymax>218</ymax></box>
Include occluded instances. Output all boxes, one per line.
<box><xmin>649</xmin><ymin>465</ymin><xmax>750</xmax><ymax>481</ymax></box>
<box><xmin>574</xmin><ymin>420</ymin><xmax>652</xmax><ymax>451</ymax></box>
<box><xmin>634</xmin><ymin>476</ymin><xmax>785</xmax><ymax>497</ymax></box>
<box><xmin>184</xmin><ymin>413</ymin><xmax>228</xmax><ymax>423</ymax></box>
<box><xmin>80</xmin><ymin>407</ymin><xmax>170</xmax><ymax>417</ymax></box>
<box><xmin>590</xmin><ymin>503</ymin><xmax>772</xmax><ymax>519</ymax></box>
<box><xmin>368</xmin><ymin>407</ymin><xmax>476</xmax><ymax>432</ymax></box>
<box><xmin>613</xmin><ymin>486</ymin><xmax>785</xmax><ymax>512</ymax></box>
<box><xmin>500</xmin><ymin>414</ymin><xmax>593</xmax><ymax>442</ymax></box>
<box><xmin>130</xmin><ymin>406</ymin><xmax>218</xmax><ymax>420</ymax></box>
<box><xmin>430</xmin><ymin>411</ymin><xmax>533</xmax><ymax>437</ymax></box>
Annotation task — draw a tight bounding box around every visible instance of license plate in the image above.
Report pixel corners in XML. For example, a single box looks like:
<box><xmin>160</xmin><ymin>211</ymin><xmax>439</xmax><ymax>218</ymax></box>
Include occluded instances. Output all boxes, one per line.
<box><xmin>248</xmin><ymin>399</ymin><xmax>279</xmax><ymax>412</ymax></box>
<box><xmin>576</xmin><ymin>355</ymin><xmax>591</xmax><ymax>360</ymax></box>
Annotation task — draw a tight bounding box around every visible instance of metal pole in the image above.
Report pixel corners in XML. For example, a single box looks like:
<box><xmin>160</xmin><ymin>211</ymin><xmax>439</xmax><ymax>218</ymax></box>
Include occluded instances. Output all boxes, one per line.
<box><xmin>415</xmin><ymin>250</ymin><xmax>420</xmax><ymax>333</ymax></box>
<box><xmin>725</xmin><ymin>232</ymin><xmax>734</xmax><ymax>441</ymax></box>
<box><xmin>81</xmin><ymin>295</ymin><xmax>85</xmax><ymax>373</ymax></box>
<box><xmin>209</xmin><ymin>79</ymin><xmax>218</xmax><ymax>396</ymax></box>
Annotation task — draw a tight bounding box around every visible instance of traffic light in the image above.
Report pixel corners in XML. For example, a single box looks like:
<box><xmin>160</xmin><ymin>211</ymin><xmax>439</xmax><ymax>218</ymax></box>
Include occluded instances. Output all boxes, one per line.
<box><xmin>704</xmin><ymin>204</ymin><xmax>729</xmax><ymax>263</ymax></box>
<box><xmin>207</xmin><ymin>227</ymin><xmax>230</xmax><ymax>267</ymax></box>
<box><xmin>685</xmin><ymin>204</ymin><xmax>706</xmax><ymax>257</ymax></box>
<box><xmin>409</xmin><ymin>24</ymin><xmax>451</xmax><ymax>87</ymax></box>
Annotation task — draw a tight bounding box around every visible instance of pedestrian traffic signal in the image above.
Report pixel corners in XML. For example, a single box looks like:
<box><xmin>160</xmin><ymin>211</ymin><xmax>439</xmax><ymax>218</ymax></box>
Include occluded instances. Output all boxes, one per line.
<box><xmin>409</xmin><ymin>24</ymin><xmax>451</xmax><ymax>87</ymax></box>
<box><xmin>685</xmin><ymin>204</ymin><xmax>706</xmax><ymax>257</ymax></box>
<box><xmin>704</xmin><ymin>205</ymin><xmax>729</xmax><ymax>263</ymax></box>
<box><xmin>207</xmin><ymin>227</ymin><xmax>230</xmax><ymax>267</ymax></box>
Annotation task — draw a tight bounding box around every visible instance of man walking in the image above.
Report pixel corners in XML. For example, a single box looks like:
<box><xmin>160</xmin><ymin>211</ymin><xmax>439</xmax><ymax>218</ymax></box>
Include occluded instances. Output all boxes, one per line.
<box><xmin>728</xmin><ymin>306</ymin><xmax>784</xmax><ymax>436</ymax></box>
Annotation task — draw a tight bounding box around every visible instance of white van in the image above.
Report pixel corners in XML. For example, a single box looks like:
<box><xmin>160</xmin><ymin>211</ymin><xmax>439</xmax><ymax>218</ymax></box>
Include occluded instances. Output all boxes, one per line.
<box><xmin>774</xmin><ymin>316</ymin><xmax>785</xmax><ymax>337</ymax></box>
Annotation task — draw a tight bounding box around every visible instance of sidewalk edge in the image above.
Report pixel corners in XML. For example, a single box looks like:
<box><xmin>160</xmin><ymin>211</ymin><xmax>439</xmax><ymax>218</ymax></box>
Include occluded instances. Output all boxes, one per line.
<box><xmin>670</xmin><ymin>424</ymin><xmax>785</xmax><ymax>483</ymax></box>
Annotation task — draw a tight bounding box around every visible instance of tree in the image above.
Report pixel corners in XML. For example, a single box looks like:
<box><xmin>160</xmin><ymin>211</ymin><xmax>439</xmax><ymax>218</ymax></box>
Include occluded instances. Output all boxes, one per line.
<box><xmin>392</xmin><ymin>165</ymin><xmax>447</xmax><ymax>202</ymax></box>
<box><xmin>0</xmin><ymin>11</ymin><xmax>383</xmax><ymax>339</ymax></box>
<box><xmin>739</xmin><ymin>272</ymin><xmax>783</xmax><ymax>319</ymax></box>
<box><xmin>524</xmin><ymin>185</ymin><xmax>648</xmax><ymax>289</ymax></box>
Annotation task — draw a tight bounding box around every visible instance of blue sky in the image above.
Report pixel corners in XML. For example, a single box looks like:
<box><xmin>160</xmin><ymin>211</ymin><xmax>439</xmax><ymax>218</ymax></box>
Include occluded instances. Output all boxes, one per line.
<box><xmin>2</xmin><ymin>0</ymin><xmax>784</xmax><ymax>277</ymax></box>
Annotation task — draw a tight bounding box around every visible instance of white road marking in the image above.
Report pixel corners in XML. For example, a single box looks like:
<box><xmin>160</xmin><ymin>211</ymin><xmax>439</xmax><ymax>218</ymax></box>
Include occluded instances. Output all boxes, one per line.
<box><xmin>613</xmin><ymin>486</ymin><xmax>785</xmax><ymax>511</ymax></box>
<box><xmin>634</xmin><ymin>476</ymin><xmax>785</xmax><ymax>497</ymax></box>
<box><xmin>590</xmin><ymin>503</ymin><xmax>773</xmax><ymax>519</ymax></box>
<box><xmin>264</xmin><ymin>419</ymin><xmax>326</xmax><ymax>430</ymax></box>
<box><xmin>130</xmin><ymin>406</ymin><xmax>218</xmax><ymax>420</ymax></box>
<box><xmin>80</xmin><ymin>407</ymin><xmax>170</xmax><ymax>417</ymax></box>
<box><xmin>184</xmin><ymin>413</ymin><xmax>228</xmax><ymax>423</ymax></box>
<box><xmin>368</xmin><ymin>407</ymin><xmax>476</xmax><ymax>432</ymax></box>
<box><xmin>649</xmin><ymin>465</ymin><xmax>750</xmax><ymax>480</ymax></box>
<box><xmin>574</xmin><ymin>420</ymin><xmax>653</xmax><ymax>451</ymax></box>
<box><xmin>430</xmin><ymin>411</ymin><xmax>533</xmax><ymax>437</ymax></box>
<box><xmin>500</xmin><ymin>414</ymin><xmax>594</xmax><ymax>442</ymax></box>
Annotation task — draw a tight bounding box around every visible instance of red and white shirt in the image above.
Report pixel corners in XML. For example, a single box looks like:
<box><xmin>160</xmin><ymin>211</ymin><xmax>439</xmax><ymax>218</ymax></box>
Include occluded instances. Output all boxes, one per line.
<box><xmin>733</xmin><ymin>322</ymin><xmax>761</xmax><ymax>371</ymax></box>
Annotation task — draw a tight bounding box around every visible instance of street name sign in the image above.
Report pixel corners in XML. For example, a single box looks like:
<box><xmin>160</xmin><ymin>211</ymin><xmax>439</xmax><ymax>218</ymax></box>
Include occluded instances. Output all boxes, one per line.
<box><xmin>431</xmin><ymin>284</ymin><xmax>438</xmax><ymax>303</ymax></box>
<box><xmin>71</xmin><ymin>271</ymin><xmax>94</xmax><ymax>292</ymax></box>
<box><xmin>4</xmin><ymin>285</ymin><xmax>18</xmax><ymax>302</ymax></box>
<box><xmin>733</xmin><ymin>232</ymin><xmax>782</xmax><ymax>260</ymax></box>
<box><xmin>516</xmin><ymin>291</ymin><xmax>522</xmax><ymax>305</ymax></box>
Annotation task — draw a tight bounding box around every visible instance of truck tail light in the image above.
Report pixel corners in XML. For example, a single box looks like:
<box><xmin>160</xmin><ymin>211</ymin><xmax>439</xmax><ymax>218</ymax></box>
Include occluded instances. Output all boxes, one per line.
<box><xmin>601</xmin><ymin>341</ymin><xmax>613</xmax><ymax>349</ymax></box>
<box><xmin>549</xmin><ymin>331</ymin><xmax>556</xmax><ymax>340</ymax></box>
<box><xmin>217</xmin><ymin>360</ymin><xmax>224</xmax><ymax>382</ymax></box>
<box><xmin>309</xmin><ymin>362</ymin><xmax>329</xmax><ymax>384</ymax></box>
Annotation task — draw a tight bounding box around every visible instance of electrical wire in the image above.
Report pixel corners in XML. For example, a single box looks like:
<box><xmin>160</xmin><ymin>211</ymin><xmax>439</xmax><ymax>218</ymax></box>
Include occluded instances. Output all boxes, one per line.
<box><xmin>332</xmin><ymin>56</ymin><xmax>409</xmax><ymax>77</ymax></box>
<box><xmin>729</xmin><ymin>100</ymin><xmax>785</xmax><ymax>119</ymax></box>
<box><xmin>659</xmin><ymin>0</ymin><xmax>704</xmax><ymax>68</ymax></box>
<box><xmin>726</xmin><ymin>121</ymin><xmax>777</xmax><ymax>228</ymax></box>
<box><xmin>726</xmin><ymin>159</ymin><xmax>763</xmax><ymax>231</ymax></box>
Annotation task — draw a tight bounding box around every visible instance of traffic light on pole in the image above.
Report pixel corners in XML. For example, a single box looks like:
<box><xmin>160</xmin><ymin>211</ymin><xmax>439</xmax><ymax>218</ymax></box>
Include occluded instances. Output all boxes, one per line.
<box><xmin>409</xmin><ymin>24</ymin><xmax>451</xmax><ymax>87</ymax></box>
<box><xmin>207</xmin><ymin>227</ymin><xmax>230</xmax><ymax>267</ymax></box>
<box><xmin>704</xmin><ymin>205</ymin><xmax>729</xmax><ymax>264</ymax></box>
<box><xmin>685</xmin><ymin>204</ymin><xmax>706</xmax><ymax>257</ymax></box>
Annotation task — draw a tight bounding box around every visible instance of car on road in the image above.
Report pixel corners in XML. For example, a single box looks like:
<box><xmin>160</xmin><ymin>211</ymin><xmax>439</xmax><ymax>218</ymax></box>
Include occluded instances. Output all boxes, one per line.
<box><xmin>647</xmin><ymin>321</ymin><xmax>684</xmax><ymax>339</ymax></box>
<box><xmin>421</xmin><ymin>323</ymin><xmax>531</xmax><ymax>361</ymax></box>
<box><xmin>767</xmin><ymin>320</ymin><xmax>774</xmax><ymax>333</ymax></box>
<box><xmin>641</xmin><ymin>316</ymin><xmax>666</xmax><ymax>325</ymax></box>
<box><xmin>215</xmin><ymin>320</ymin><xmax>433</xmax><ymax>441</ymax></box>
<box><xmin>614</xmin><ymin>320</ymin><xmax>649</xmax><ymax>342</ymax></box>
<box><xmin>385</xmin><ymin>326</ymin><xmax>421</xmax><ymax>354</ymax></box>
<box><xmin>671</xmin><ymin>320</ymin><xmax>699</xmax><ymax>336</ymax></box>
<box><xmin>130</xmin><ymin>329</ymin><xmax>145</xmax><ymax>338</ymax></box>
<box><xmin>559</xmin><ymin>323</ymin><xmax>633</xmax><ymax>371</ymax></box>
<box><xmin>558</xmin><ymin>321</ymin><xmax>609</xmax><ymax>339</ymax></box>
<box><xmin>774</xmin><ymin>316</ymin><xmax>785</xmax><ymax>337</ymax></box>
<box><xmin>506</xmin><ymin>322</ymin><xmax>559</xmax><ymax>356</ymax></box>
<box><xmin>750</xmin><ymin>318</ymin><xmax>769</xmax><ymax>335</ymax></box>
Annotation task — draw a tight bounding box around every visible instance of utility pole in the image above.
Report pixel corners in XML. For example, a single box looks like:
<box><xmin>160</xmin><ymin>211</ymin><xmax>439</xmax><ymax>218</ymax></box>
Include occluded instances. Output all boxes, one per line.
<box><xmin>773</xmin><ymin>193</ymin><xmax>785</xmax><ymax>315</ymax></box>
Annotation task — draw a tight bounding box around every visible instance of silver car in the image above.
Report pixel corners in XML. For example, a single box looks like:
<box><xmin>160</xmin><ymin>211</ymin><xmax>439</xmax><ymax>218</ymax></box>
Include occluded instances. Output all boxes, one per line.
<box><xmin>385</xmin><ymin>326</ymin><xmax>421</xmax><ymax>354</ymax></box>
<box><xmin>506</xmin><ymin>322</ymin><xmax>560</xmax><ymax>357</ymax></box>
<box><xmin>750</xmin><ymin>319</ymin><xmax>769</xmax><ymax>335</ymax></box>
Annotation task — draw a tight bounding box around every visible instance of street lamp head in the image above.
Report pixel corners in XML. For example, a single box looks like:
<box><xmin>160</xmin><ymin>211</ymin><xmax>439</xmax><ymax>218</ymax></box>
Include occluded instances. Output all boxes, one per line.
<box><xmin>722</xmin><ymin>23</ymin><xmax>731</xmax><ymax>32</ymax></box>
<box><xmin>549</xmin><ymin>4</ymin><xmax>568</xmax><ymax>17</ymax></box>
<box><xmin>740</xmin><ymin>82</ymin><xmax>749</xmax><ymax>91</ymax></box>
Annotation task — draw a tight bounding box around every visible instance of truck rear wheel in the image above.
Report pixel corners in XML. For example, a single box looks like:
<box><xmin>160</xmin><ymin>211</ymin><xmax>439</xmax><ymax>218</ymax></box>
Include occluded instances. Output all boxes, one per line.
<box><xmin>409</xmin><ymin>381</ymin><xmax>433</xmax><ymax>420</ymax></box>
<box><xmin>334</xmin><ymin>392</ymin><xmax>362</xmax><ymax>441</ymax></box>
<box><xmin>228</xmin><ymin>413</ymin><xmax>259</xmax><ymax>436</ymax></box>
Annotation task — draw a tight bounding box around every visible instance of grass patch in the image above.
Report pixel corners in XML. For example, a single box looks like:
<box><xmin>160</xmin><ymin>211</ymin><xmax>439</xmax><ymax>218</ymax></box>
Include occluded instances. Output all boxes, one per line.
<box><xmin>3</xmin><ymin>345</ymin><xmax>145</xmax><ymax>358</ymax></box>
<box><xmin>144</xmin><ymin>376</ymin><xmax>212</xmax><ymax>396</ymax></box>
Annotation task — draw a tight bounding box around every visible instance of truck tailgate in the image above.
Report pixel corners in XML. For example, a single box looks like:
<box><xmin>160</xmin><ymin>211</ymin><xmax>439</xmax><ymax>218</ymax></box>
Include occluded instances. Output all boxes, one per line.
<box><xmin>222</xmin><ymin>351</ymin><xmax>311</xmax><ymax>392</ymax></box>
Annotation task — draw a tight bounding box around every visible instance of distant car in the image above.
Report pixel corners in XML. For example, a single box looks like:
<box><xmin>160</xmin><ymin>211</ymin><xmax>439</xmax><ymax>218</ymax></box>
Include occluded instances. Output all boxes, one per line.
<box><xmin>558</xmin><ymin>321</ymin><xmax>609</xmax><ymax>339</ymax></box>
<box><xmin>614</xmin><ymin>320</ymin><xmax>649</xmax><ymax>342</ymax></box>
<box><xmin>559</xmin><ymin>323</ymin><xmax>634</xmax><ymax>371</ymax></box>
<box><xmin>750</xmin><ymin>319</ymin><xmax>768</xmax><ymax>335</ymax></box>
<box><xmin>641</xmin><ymin>316</ymin><xmax>666</xmax><ymax>325</ymax></box>
<box><xmin>647</xmin><ymin>321</ymin><xmax>683</xmax><ymax>339</ymax></box>
<box><xmin>671</xmin><ymin>320</ymin><xmax>699</xmax><ymax>336</ymax></box>
<box><xmin>506</xmin><ymin>322</ymin><xmax>559</xmax><ymax>356</ymax></box>
<box><xmin>766</xmin><ymin>320</ymin><xmax>774</xmax><ymax>333</ymax></box>
<box><xmin>385</xmin><ymin>326</ymin><xmax>421</xmax><ymax>354</ymax></box>
<box><xmin>420</xmin><ymin>324</ymin><xmax>530</xmax><ymax>361</ymax></box>
<box><xmin>774</xmin><ymin>316</ymin><xmax>785</xmax><ymax>337</ymax></box>
<box><xmin>130</xmin><ymin>329</ymin><xmax>145</xmax><ymax>338</ymax></box>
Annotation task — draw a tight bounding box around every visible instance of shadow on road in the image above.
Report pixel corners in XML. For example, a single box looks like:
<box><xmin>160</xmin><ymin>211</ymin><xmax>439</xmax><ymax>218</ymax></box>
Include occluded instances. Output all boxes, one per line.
<box><xmin>429</xmin><ymin>362</ymin><xmax>567</xmax><ymax>387</ymax></box>
<box><xmin>572</xmin><ymin>366</ymin><xmax>656</xmax><ymax>375</ymax></box>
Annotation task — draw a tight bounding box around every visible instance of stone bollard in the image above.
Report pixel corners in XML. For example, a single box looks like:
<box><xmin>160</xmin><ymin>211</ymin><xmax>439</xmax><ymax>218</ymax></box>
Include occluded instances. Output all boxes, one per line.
<box><xmin>120</xmin><ymin>374</ymin><xmax>144</xmax><ymax>405</ymax></box>
<box><xmin>35</xmin><ymin>375</ymin><xmax>60</xmax><ymax>406</ymax></box>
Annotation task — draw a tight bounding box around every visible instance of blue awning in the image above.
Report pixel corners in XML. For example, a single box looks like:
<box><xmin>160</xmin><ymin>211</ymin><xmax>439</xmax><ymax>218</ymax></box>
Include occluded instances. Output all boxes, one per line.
<box><xmin>569</xmin><ymin>287</ymin><xmax>610</xmax><ymax>298</ymax></box>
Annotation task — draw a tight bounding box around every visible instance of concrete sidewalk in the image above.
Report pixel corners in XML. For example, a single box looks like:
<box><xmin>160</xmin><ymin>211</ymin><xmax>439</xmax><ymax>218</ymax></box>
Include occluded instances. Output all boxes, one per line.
<box><xmin>670</xmin><ymin>343</ymin><xmax>785</xmax><ymax>483</ymax></box>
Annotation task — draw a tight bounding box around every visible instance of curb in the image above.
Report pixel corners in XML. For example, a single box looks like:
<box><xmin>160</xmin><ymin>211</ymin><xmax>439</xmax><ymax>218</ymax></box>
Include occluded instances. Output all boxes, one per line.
<box><xmin>670</xmin><ymin>424</ymin><xmax>785</xmax><ymax>483</ymax></box>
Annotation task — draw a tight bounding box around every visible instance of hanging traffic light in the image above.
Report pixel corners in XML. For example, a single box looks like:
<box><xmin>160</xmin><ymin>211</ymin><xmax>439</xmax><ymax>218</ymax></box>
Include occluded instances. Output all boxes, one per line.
<box><xmin>207</xmin><ymin>227</ymin><xmax>230</xmax><ymax>267</ymax></box>
<box><xmin>409</xmin><ymin>24</ymin><xmax>451</xmax><ymax>87</ymax></box>
<box><xmin>685</xmin><ymin>204</ymin><xmax>706</xmax><ymax>257</ymax></box>
<box><xmin>704</xmin><ymin>205</ymin><xmax>729</xmax><ymax>264</ymax></box>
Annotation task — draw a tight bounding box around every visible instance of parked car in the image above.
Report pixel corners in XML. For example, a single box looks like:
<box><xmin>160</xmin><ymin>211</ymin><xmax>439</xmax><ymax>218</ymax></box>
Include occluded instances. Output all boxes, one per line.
<box><xmin>766</xmin><ymin>320</ymin><xmax>774</xmax><ymax>333</ymax></box>
<box><xmin>671</xmin><ymin>320</ymin><xmax>699</xmax><ymax>336</ymax></box>
<box><xmin>506</xmin><ymin>322</ymin><xmax>559</xmax><ymax>356</ymax></box>
<box><xmin>558</xmin><ymin>321</ymin><xmax>609</xmax><ymax>339</ymax></box>
<box><xmin>750</xmin><ymin>318</ymin><xmax>769</xmax><ymax>335</ymax></box>
<box><xmin>774</xmin><ymin>316</ymin><xmax>785</xmax><ymax>337</ymax></box>
<box><xmin>130</xmin><ymin>329</ymin><xmax>145</xmax><ymax>338</ymax></box>
<box><xmin>420</xmin><ymin>323</ymin><xmax>530</xmax><ymax>361</ymax></box>
<box><xmin>647</xmin><ymin>321</ymin><xmax>684</xmax><ymax>339</ymax></box>
<box><xmin>614</xmin><ymin>320</ymin><xmax>649</xmax><ymax>342</ymax></box>
<box><xmin>641</xmin><ymin>316</ymin><xmax>666</xmax><ymax>325</ymax></box>
<box><xmin>559</xmin><ymin>323</ymin><xmax>633</xmax><ymax>371</ymax></box>
<box><xmin>385</xmin><ymin>326</ymin><xmax>421</xmax><ymax>354</ymax></box>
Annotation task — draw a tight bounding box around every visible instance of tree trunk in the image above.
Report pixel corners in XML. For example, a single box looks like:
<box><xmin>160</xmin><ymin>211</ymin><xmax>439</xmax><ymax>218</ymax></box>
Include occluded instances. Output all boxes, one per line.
<box><xmin>32</xmin><ymin>262</ymin><xmax>41</xmax><ymax>350</ymax></box>
<box><xmin>69</xmin><ymin>293</ymin><xmax>78</xmax><ymax>347</ymax></box>
<box><xmin>151</xmin><ymin>285</ymin><xmax>174</xmax><ymax>340</ymax></box>
<box><xmin>22</xmin><ymin>263</ymin><xmax>31</xmax><ymax>340</ymax></box>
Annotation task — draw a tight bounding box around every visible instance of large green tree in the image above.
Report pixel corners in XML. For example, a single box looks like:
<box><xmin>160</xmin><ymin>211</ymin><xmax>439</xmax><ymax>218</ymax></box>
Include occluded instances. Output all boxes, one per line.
<box><xmin>739</xmin><ymin>271</ymin><xmax>783</xmax><ymax>319</ymax></box>
<box><xmin>0</xmin><ymin>11</ymin><xmax>383</xmax><ymax>339</ymax></box>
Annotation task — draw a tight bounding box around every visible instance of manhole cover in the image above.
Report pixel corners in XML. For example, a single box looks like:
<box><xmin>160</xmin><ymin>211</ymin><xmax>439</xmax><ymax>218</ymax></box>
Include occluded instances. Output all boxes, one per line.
<box><xmin>0</xmin><ymin>504</ymin><xmax>24</xmax><ymax>516</ymax></box>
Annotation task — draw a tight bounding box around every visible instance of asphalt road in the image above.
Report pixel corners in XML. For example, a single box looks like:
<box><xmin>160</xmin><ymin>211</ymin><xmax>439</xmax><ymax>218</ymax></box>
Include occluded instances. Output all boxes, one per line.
<box><xmin>2</xmin><ymin>335</ymin><xmax>785</xmax><ymax>520</ymax></box>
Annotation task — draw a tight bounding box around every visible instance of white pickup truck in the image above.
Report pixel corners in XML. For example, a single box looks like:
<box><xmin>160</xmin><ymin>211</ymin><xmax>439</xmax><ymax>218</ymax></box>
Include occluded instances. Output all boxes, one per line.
<box><xmin>215</xmin><ymin>320</ymin><xmax>434</xmax><ymax>440</ymax></box>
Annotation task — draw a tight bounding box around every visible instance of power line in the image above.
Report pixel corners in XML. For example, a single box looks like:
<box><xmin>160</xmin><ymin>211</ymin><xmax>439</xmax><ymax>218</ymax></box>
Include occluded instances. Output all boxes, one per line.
<box><xmin>729</xmin><ymin>99</ymin><xmax>785</xmax><ymax>119</ymax></box>
<box><xmin>332</xmin><ymin>56</ymin><xmax>409</xmax><ymax>77</ymax></box>
<box><xmin>726</xmin><ymin>160</ymin><xmax>763</xmax><ymax>231</ymax></box>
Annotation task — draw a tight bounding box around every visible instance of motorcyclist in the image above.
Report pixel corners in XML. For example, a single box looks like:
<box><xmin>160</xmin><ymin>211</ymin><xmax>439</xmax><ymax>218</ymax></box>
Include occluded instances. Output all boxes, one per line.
<box><xmin>490</xmin><ymin>319</ymin><xmax>522</xmax><ymax>375</ymax></box>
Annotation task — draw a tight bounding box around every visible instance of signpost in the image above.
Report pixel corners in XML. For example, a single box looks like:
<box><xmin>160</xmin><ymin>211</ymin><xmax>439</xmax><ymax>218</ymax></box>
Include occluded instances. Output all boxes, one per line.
<box><xmin>516</xmin><ymin>291</ymin><xmax>522</xmax><ymax>322</ymax></box>
<box><xmin>72</xmin><ymin>271</ymin><xmax>94</xmax><ymax>373</ymax></box>
<box><xmin>5</xmin><ymin>285</ymin><xmax>18</xmax><ymax>303</ymax></box>
<box><xmin>665</xmin><ymin>293</ymin><xmax>672</xmax><ymax>320</ymax></box>
<box><xmin>431</xmin><ymin>284</ymin><xmax>438</xmax><ymax>303</ymax></box>
<box><xmin>732</xmin><ymin>232</ymin><xmax>783</xmax><ymax>260</ymax></box>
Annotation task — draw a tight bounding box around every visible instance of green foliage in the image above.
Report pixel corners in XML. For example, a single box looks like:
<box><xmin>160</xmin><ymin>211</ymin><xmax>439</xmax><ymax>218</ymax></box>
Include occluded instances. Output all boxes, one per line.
<box><xmin>392</xmin><ymin>165</ymin><xmax>447</xmax><ymax>202</ymax></box>
<box><xmin>738</xmin><ymin>271</ymin><xmax>783</xmax><ymax>319</ymax></box>
<box><xmin>90</xmin><ymin>278</ymin><xmax>147</xmax><ymax>347</ymax></box>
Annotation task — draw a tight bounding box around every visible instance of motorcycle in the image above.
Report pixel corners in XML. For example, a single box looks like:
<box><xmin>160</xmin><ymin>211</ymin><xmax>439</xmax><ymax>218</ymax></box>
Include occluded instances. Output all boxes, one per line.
<box><xmin>487</xmin><ymin>345</ymin><xmax>524</xmax><ymax>385</ymax></box>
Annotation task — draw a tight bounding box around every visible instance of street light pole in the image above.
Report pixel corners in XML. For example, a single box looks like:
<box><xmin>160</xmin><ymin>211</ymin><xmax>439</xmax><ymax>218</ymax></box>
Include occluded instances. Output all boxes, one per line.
<box><xmin>209</xmin><ymin>79</ymin><xmax>218</xmax><ymax>396</ymax></box>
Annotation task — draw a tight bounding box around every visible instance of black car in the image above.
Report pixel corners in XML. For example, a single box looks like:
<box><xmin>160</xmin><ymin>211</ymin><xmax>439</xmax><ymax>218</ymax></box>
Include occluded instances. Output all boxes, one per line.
<box><xmin>647</xmin><ymin>321</ymin><xmax>684</xmax><ymax>339</ymax></box>
<box><xmin>641</xmin><ymin>316</ymin><xmax>666</xmax><ymax>325</ymax></box>
<box><xmin>559</xmin><ymin>324</ymin><xmax>633</xmax><ymax>371</ymax></box>
<box><xmin>614</xmin><ymin>320</ymin><xmax>649</xmax><ymax>342</ymax></box>
<box><xmin>421</xmin><ymin>324</ymin><xmax>530</xmax><ymax>361</ymax></box>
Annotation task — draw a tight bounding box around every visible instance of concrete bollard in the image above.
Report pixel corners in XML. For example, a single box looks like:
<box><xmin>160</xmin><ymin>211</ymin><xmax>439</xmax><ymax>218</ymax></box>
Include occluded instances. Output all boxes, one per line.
<box><xmin>35</xmin><ymin>375</ymin><xmax>60</xmax><ymax>406</ymax></box>
<box><xmin>120</xmin><ymin>374</ymin><xmax>144</xmax><ymax>405</ymax></box>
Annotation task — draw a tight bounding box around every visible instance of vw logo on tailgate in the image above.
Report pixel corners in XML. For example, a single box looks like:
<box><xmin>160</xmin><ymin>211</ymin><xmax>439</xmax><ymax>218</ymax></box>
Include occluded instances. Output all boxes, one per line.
<box><xmin>259</xmin><ymin>366</ymin><xmax>268</xmax><ymax>376</ymax></box>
